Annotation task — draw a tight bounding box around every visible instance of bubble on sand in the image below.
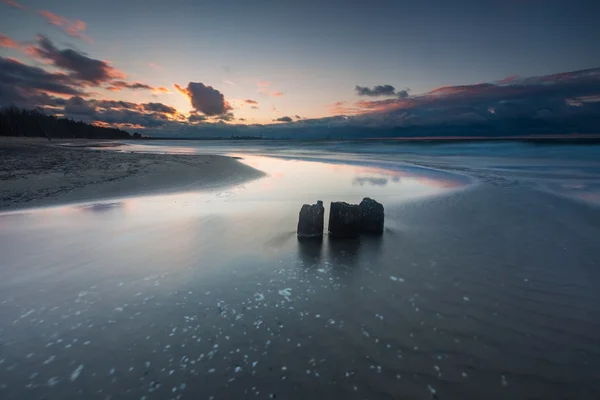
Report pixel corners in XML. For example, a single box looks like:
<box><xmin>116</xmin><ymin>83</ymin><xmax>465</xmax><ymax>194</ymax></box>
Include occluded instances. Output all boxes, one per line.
<box><xmin>70</xmin><ymin>364</ymin><xmax>84</xmax><ymax>381</ymax></box>
<box><xmin>278</xmin><ymin>288</ymin><xmax>292</xmax><ymax>301</ymax></box>
<box><xmin>427</xmin><ymin>385</ymin><xmax>436</xmax><ymax>395</ymax></box>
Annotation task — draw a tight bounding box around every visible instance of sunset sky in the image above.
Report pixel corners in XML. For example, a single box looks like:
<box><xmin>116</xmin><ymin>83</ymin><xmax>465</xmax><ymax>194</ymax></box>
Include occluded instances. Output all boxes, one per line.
<box><xmin>1</xmin><ymin>0</ymin><xmax>600</xmax><ymax>137</ymax></box>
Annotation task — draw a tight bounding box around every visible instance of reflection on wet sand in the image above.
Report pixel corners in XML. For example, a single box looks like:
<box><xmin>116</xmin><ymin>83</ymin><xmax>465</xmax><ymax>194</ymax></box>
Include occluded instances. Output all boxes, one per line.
<box><xmin>77</xmin><ymin>201</ymin><xmax>123</xmax><ymax>213</ymax></box>
<box><xmin>0</xmin><ymin>153</ymin><xmax>481</xmax><ymax>400</ymax></box>
<box><xmin>352</xmin><ymin>176</ymin><xmax>389</xmax><ymax>186</ymax></box>
<box><xmin>297</xmin><ymin>234</ymin><xmax>385</xmax><ymax>273</ymax></box>
<box><xmin>297</xmin><ymin>238</ymin><xmax>324</xmax><ymax>266</ymax></box>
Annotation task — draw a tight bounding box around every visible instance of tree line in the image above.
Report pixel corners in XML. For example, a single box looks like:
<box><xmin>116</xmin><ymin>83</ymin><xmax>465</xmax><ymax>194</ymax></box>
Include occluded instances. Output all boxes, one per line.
<box><xmin>0</xmin><ymin>106</ymin><xmax>143</xmax><ymax>140</ymax></box>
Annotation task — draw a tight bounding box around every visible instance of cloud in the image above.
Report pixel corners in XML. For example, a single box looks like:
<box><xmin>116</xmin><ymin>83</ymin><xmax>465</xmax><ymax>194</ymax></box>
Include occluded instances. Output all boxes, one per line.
<box><xmin>188</xmin><ymin>113</ymin><xmax>207</xmax><ymax>123</ymax></box>
<box><xmin>244</xmin><ymin>99</ymin><xmax>258</xmax><ymax>105</ymax></box>
<box><xmin>274</xmin><ymin>116</ymin><xmax>293</xmax><ymax>122</ymax></box>
<box><xmin>107</xmin><ymin>81</ymin><xmax>155</xmax><ymax>91</ymax></box>
<box><xmin>142</xmin><ymin>102</ymin><xmax>177</xmax><ymax>114</ymax></box>
<box><xmin>217</xmin><ymin>113</ymin><xmax>235</xmax><ymax>122</ymax></box>
<box><xmin>92</xmin><ymin>100</ymin><xmax>138</xmax><ymax>110</ymax></box>
<box><xmin>259</xmin><ymin>89</ymin><xmax>284</xmax><ymax>97</ymax></box>
<box><xmin>256</xmin><ymin>81</ymin><xmax>283</xmax><ymax>97</ymax></box>
<box><xmin>350</xmin><ymin>68</ymin><xmax>600</xmax><ymax>119</ymax></box>
<box><xmin>355</xmin><ymin>84</ymin><xmax>396</xmax><ymax>97</ymax></box>
<box><xmin>64</xmin><ymin>95</ymin><xmax>95</xmax><ymax>115</ymax></box>
<box><xmin>0</xmin><ymin>33</ymin><xmax>20</xmax><ymax>48</ymax></box>
<box><xmin>30</xmin><ymin>35</ymin><xmax>125</xmax><ymax>85</ymax></box>
<box><xmin>308</xmin><ymin>67</ymin><xmax>600</xmax><ymax>137</ymax></box>
<box><xmin>259</xmin><ymin>88</ymin><xmax>284</xmax><ymax>97</ymax></box>
<box><xmin>2</xmin><ymin>0</ymin><xmax>26</xmax><ymax>10</ymax></box>
<box><xmin>0</xmin><ymin>56</ymin><xmax>85</xmax><ymax>107</ymax></box>
<box><xmin>38</xmin><ymin>10</ymin><xmax>93</xmax><ymax>43</ymax></box>
<box><xmin>397</xmin><ymin>89</ymin><xmax>410</xmax><ymax>99</ymax></box>
<box><xmin>60</xmin><ymin>97</ymin><xmax>183</xmax><ymax>129</ymax></box>
<box><xmin>499</xmin><ymin>75</ymin><xmax>519</xmax><ymax>84</ymax></box>
<box><xmin>25</xmin><ymin>36</ymin><xmax>156</xmax><ymax>92</ymax></box>
<box><xmin>174</xmin><ymin>82</ymin><xmax>232</xmax><ymax>116</ymax></box>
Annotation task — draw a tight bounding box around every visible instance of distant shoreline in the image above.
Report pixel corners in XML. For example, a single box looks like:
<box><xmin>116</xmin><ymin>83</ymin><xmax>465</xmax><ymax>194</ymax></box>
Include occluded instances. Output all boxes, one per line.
<box><xmin>143</xmin><ymin>135</ymin><xmax>600</xmax><ymax>144</ymax></box>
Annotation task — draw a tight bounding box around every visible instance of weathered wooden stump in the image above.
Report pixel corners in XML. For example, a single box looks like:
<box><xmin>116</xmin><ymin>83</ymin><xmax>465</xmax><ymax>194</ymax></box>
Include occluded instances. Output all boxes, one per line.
<box><xmin>297</xmin><ymin>200</ymin><xmax>324</xmax><ymax>239</ymax></box>
<box><xmin>328</xmin><ymin>201</ymin><xmax>361</xmax><ymax>239</ymax></box>
<box><xmin>359</xmin><ymin>197</ymin><xmax>384</xmax><ymax>234</ymax></box>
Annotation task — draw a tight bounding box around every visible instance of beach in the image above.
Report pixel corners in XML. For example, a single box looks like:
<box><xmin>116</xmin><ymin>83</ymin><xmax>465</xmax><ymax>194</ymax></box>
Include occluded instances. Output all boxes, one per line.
<box><xmin>1</xmin><ymin>140</ymin><xmax>600</xmax><ymax>399</ymax></box>
<box><xmin>0</xmin><ymin>138</ymin><xmax>264</xmax><ymax>211</ymax></box>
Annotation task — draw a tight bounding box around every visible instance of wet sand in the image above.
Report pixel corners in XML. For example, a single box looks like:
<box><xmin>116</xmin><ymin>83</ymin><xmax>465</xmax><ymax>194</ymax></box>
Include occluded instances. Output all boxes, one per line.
<box><xmin>0</xmin><ymin>138</ymin><xmax>264</xmax><ymax>211</ymax></box>
<box><xmin>1</xmin><ymin>149</ymin><xmax>600</xmax><ymax>399</ymax></box>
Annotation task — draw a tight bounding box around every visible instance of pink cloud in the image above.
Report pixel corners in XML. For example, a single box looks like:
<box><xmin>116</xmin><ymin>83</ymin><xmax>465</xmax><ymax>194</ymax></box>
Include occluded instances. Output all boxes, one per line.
<box><xmin>256</xmin><ymin>81</ymin><xmax>271</xmax><ymax>87</ymax></box>
<box><xmin>331</xmin><ymin>67</ymin><xmax>600</xmax><ymax>120</ymax></box>
<box><xmin>2</xmin><ymin>0</ymin><xmax>27</xmax><ymax>10</ymax></box>
<box><xmin>259</xmin><ymin>88</ymin><xmax>284</xmax><ymax>97</ymax></box>
<box><xmin>0</xmin><ymin>33</ymin><xmax>19</xmax><ymax>48</ymax></box>
<box><xmin>38</xmin><ymin>10</ymin><xmax>94</xmax><ymax>43</ymax></box>
<box><xmin>499</xmin><ymin>75</ymin><xmax>519</xmax><ymax>84</ymax></box>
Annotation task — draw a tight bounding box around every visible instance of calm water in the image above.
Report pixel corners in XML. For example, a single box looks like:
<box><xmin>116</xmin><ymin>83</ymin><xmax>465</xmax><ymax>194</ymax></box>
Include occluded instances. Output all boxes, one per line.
<box><xmin>1</xmin><ymin>142</ymin><xmax>600</xmax><ymax>399</ymax></box>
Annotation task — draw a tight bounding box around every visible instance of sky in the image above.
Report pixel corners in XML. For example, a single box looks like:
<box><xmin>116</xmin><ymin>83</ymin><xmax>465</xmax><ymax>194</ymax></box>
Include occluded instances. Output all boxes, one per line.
<box><xmin>1</xmin><ymin>0</ymin><xmax>600</xmax><ymax>138</ymax></box>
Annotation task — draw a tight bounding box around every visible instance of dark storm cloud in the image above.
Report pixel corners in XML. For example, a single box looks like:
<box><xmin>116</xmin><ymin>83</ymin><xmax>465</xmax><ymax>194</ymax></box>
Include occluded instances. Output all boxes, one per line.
<box><xmin>397</xmin><ymin>89</ymin><xmax>410</xmax><ymax>99</ymax></box>
<box><xmin>64</xmin><ymin>95</ymin><xmax>95</xmax><ymax>115</ymax></box>
<box><xmin>58</xmin><ymin>96</ymin><xmax>183</xmax><ymax>129</ymax></box>
<box><xmin>142</xmin><ymin>102</ymin><xmax>177</xmax><ymax>114</ymax></box>
<box><xmin>188</xmin><ymin>114</ymin><xmax>207</xmax><ymax>123</ymax></box>
<box><xmin>30</xmin><ymin>35</ymin><xmax>125</xmax><ymax>85</ymax></box>
<box><xmin>0</xmin><ymin>56</ymin><xmax>85</xmax><ymax>107</ymax></box>
<box><xmin>337</xmin><ymin>67</ymin><xmax>600</xmax><ymax>134</ymax></box>
<box><xmin>355</xmin><ymin>84</ymin><xmax>397</xmax><ymax>97</ymax></box>
<box><xmin>217</xmin><ymin>113</ymin><xmax>235</xmax><ymax>122</ymax></box>
<box><xmin>174</xmin><ymin>82</ymin><xmax>232</xmax><ymax>116</ymax></box>
<box><xmin>274</xmin><ymin>116</ymin><xmax>293</xmax><ymax>122</ymax></box>
<box><xmin>93</xmin><ymin>100</ymin><xmax>138</xmax><ymax>110</ymax></box>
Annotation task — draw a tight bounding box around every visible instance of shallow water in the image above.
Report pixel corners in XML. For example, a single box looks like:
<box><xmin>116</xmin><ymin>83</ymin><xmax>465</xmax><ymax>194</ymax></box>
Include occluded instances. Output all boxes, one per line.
<box><xmin>1</xmin><ymin>146</ymin><xmax>600</xmax><ymax>399</ymax></box>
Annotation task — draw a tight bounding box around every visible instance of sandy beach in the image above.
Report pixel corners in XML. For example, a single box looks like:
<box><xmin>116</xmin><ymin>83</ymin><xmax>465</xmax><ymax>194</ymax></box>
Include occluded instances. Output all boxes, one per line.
<box><xmin>0</xmin><ymin>141</ymin><xmax>599</xmax><ymax>400</ymax></box>
<box><xmin>0</xmin><ymin>138</ymin><xmax>264</xmax><ymax>211</ymax></box>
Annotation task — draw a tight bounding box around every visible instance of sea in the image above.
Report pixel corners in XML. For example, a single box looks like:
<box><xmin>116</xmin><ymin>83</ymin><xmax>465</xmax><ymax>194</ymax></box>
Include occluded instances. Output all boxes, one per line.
<box><xmin>1</xmin><ymin>140</ymin><xmax>599</xmax><ymax>399</ymax></box>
